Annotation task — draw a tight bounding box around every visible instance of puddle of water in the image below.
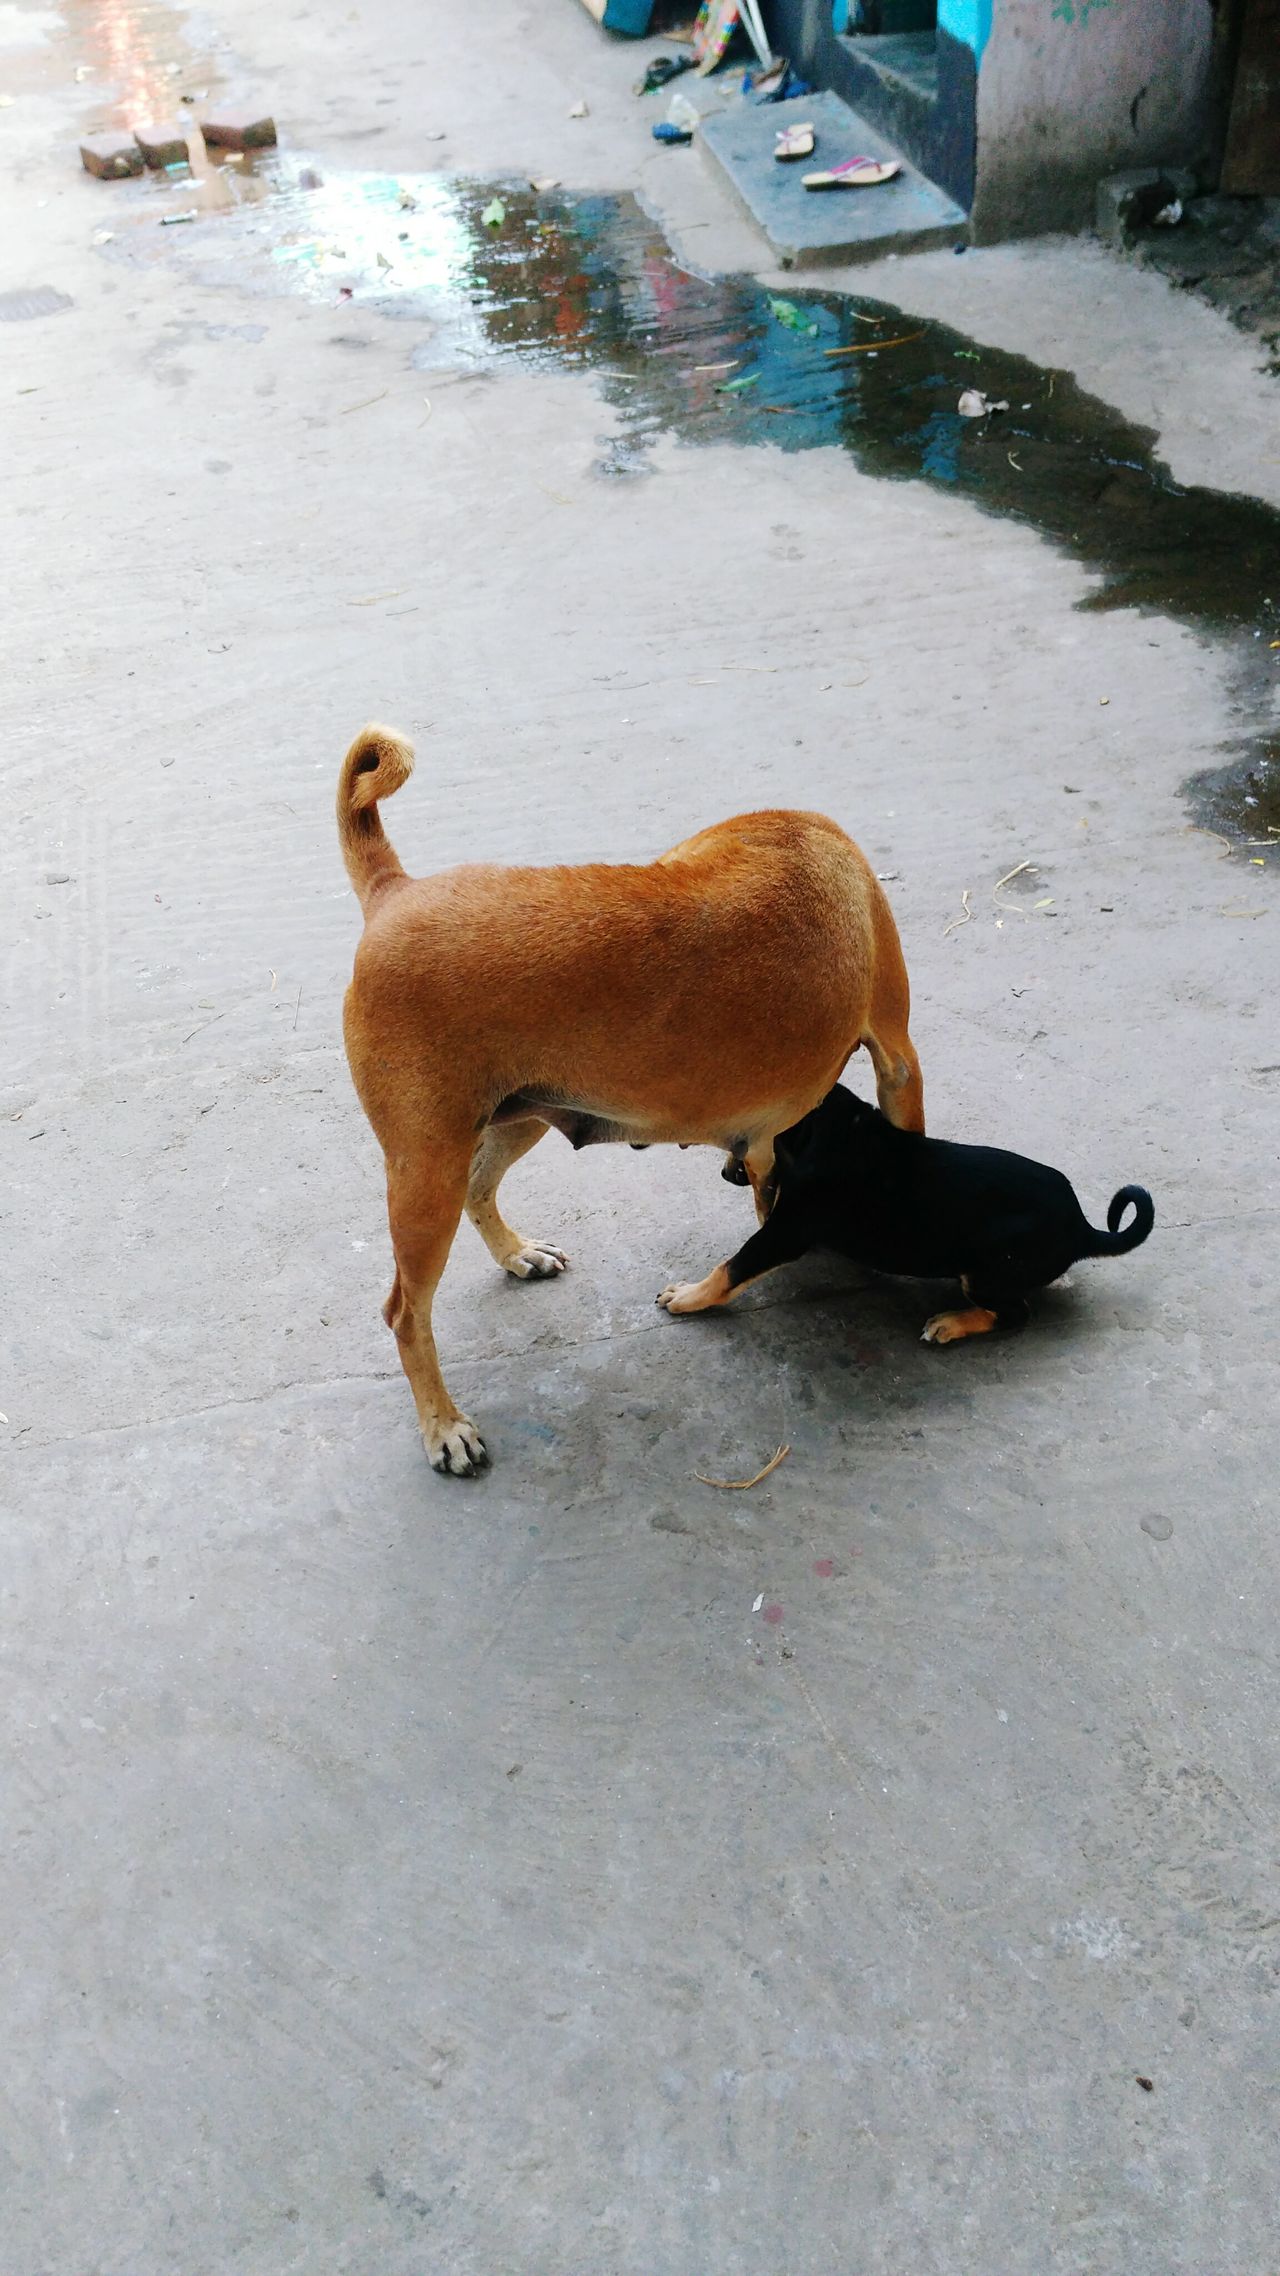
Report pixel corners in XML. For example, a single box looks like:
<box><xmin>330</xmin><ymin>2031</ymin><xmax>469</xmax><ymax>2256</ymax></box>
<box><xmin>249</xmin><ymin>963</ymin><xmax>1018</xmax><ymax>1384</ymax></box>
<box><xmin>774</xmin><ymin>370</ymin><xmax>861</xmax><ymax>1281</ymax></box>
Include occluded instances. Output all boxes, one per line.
<box><xmin>73</xmin><ymin>0</ymin><xmax>220</xmax><ymax>130</ymax></box>
<box><xmin>1</xmin><ymin>0</ymin><xmax>221</xmax><ymax>125</ymax></box>
<box><xmin>101</xmin><ymin>169</ymin><xmax>1280</xmax><ymax>855</ymax></box>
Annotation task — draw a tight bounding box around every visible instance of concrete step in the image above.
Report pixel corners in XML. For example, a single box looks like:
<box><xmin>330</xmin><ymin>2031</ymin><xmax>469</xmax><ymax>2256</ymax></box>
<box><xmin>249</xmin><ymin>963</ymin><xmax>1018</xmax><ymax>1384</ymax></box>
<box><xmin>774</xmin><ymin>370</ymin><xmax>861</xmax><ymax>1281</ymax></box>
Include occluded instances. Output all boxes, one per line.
<box><xmin>697</xmin><ymin>89</ymin><xmax>967</xmax><ymax>268</ymax></box>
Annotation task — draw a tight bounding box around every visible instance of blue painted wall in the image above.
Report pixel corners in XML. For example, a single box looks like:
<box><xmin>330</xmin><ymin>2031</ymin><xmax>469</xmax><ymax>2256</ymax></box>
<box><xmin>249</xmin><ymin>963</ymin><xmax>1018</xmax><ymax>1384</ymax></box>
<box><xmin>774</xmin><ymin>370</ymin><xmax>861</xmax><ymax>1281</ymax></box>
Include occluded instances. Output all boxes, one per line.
<box><xmin>937</xmin><ymin>0</ymin><xmax>992</xmax><ymax>64</ymax></box>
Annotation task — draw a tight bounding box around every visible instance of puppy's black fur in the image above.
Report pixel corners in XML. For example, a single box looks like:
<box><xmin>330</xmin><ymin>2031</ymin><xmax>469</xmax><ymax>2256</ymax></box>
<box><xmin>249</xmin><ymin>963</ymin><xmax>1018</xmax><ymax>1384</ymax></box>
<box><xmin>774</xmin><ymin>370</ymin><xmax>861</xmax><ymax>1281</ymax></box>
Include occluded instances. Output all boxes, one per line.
<box><xmin>720</xmin><ymin>1084</ymin><xmax>1153</xmax><ymax>1337</ymax></box>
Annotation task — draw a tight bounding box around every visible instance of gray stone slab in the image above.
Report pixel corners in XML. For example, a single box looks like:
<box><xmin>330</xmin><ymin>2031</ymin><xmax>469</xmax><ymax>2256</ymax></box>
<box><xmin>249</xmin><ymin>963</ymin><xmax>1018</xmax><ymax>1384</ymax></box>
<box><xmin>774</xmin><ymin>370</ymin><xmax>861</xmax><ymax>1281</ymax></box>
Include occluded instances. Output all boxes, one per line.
<box><xmin>698</xmin><ymin>89</ymin><xmax>967</xmax><ymax>267</ymax></box>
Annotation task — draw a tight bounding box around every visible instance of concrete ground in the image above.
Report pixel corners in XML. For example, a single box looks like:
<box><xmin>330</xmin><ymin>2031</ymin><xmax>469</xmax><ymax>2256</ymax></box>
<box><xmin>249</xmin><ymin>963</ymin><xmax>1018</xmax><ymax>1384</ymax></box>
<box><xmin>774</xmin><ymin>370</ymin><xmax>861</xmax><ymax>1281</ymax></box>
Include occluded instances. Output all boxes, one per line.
<box><xmin>1127</xmin><ymin>195</ymin><xmax>1280</xmax><ymax>366</ymax></box>
<box><xmin>3</xmin><ymin>3</ymin><xmax>1279</xmax><ymax>2270</ymax></box>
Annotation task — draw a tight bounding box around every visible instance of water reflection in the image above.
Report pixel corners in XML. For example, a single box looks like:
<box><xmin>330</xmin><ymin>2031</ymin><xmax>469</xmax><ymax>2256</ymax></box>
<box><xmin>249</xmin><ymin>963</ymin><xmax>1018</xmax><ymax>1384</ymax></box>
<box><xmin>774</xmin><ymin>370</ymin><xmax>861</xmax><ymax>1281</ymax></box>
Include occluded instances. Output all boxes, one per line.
<box><xmin>100</xmin><ymin>168</ymin><xmax>1280</xmax><ymax>850</ymax></box>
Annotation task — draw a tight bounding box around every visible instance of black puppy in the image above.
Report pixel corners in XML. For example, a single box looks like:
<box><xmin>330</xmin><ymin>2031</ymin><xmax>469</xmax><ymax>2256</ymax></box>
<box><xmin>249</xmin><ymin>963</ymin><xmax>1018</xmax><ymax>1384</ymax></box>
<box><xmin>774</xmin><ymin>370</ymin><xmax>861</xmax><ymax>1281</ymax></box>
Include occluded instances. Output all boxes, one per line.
<box><xmin>657</xmin><ymin>1083</ymin><xmax>1153</xmax><ymax>1344</ymax></box>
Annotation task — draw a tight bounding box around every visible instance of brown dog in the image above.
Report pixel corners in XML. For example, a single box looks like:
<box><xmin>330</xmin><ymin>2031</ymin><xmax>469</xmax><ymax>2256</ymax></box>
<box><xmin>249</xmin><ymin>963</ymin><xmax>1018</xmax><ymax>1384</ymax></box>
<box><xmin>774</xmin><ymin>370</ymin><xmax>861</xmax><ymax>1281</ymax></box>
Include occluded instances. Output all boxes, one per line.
<box><xmin>338</xmin><ymin>724</ymin><xmax>923</xmax><ymax>1474</ymax></box>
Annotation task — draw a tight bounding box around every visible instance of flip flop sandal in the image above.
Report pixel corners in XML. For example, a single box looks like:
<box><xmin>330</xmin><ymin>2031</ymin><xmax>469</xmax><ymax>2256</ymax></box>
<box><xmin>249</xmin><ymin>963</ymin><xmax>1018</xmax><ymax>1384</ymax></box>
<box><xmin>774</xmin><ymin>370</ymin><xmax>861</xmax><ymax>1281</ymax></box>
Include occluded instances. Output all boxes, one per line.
<box><xmin>748</xmin><ymin>55</ymin><xmax>789</xmax><ymax>96</ymax></box>
<box><xmin>802</xmin><ymin>156</ymin><xmax>901</xmax><ymax>190</ymax></box>
<box><xmin>774</xmin><ymin>122</ymin><xmax>815</xmax><ymax>161</ymax></box>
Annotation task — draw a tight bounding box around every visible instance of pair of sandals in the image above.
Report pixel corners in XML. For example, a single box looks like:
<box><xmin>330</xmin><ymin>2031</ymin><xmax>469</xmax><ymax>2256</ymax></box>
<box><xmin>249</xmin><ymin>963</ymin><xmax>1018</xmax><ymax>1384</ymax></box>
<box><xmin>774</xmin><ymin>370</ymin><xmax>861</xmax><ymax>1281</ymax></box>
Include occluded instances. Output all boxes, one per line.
<box><xmin>775</xmin><ymin>121</ymin><xmax>899</xmax><ymax>191</ymax></box>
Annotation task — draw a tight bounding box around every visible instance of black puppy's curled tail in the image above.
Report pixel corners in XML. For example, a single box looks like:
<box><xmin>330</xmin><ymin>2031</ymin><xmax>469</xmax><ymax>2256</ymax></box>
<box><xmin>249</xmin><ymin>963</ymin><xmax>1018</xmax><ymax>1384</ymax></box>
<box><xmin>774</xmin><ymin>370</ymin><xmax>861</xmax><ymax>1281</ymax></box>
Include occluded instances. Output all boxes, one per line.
<box><xmin>1086</xmin><ymin>1185</ymin><xmax>1154</xmax><ymax>1256</ymax></box>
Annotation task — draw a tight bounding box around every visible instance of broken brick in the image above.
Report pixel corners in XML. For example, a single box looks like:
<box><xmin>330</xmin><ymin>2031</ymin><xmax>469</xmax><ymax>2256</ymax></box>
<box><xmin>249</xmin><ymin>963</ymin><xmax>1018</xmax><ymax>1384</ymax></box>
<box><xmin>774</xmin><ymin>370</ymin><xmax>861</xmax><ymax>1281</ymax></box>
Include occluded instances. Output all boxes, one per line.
<box><xmin>133</xmin><ymin>120</ymin><xmax>192</xmax><ymax>169</ymax></box>
<box><xmin>199</xmin><ymin>107</ymin><xmax>277</xmax><ymax>152</ymax></box>
<box><xmin>80</xmin><ymin>133</ymin><xmax>145</xmax><ymax>180</ymax></box>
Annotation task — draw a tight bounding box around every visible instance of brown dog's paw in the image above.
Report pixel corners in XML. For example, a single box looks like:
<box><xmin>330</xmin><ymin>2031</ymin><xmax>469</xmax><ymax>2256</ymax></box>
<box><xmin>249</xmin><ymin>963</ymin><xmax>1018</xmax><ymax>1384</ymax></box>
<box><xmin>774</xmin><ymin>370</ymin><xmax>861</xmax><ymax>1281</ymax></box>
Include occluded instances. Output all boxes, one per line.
<box><xmin>424</xmin><ymin>1414</ymin><xmax>489</xmax><ymax>1476</ymax></box>
<box><xmin>502</xmin><ymin>1239</ymin><xmax>568</xmax><ymax>1280</ymax></box>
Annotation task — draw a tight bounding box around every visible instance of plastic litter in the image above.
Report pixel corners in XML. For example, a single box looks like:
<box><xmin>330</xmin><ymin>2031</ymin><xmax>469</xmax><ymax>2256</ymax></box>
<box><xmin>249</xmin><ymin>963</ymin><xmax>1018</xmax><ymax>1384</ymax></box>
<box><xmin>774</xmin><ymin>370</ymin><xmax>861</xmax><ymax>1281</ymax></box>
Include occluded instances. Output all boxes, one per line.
<box><xmin>958</xmin><ymin>389</ymin><xmax>1009</xmax><ymax>417</ymax></box>
<box><xmin>768</xmin><ymin>295</ymin><xmax>818</xmax><ymax>335</ymax></box>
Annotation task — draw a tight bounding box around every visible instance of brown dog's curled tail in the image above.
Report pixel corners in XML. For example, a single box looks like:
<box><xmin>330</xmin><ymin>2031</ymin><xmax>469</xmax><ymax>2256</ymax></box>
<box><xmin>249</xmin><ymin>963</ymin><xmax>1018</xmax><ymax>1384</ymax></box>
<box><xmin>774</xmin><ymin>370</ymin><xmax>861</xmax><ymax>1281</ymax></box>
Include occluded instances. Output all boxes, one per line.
<box><xmin>337</xmin><ymin>724</ymin><xmax>414</xmax><ymax>911</ymax></box>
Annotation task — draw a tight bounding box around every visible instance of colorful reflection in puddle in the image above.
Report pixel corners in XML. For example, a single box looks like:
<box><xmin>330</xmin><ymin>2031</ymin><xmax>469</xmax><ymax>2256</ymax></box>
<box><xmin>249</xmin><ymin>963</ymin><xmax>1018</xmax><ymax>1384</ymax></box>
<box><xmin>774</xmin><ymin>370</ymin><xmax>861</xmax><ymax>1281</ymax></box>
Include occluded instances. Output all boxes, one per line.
<box><xmin>100</xmin><ymin>167</ymin><xmax>1280</xmax><ymax>850</ymax></box>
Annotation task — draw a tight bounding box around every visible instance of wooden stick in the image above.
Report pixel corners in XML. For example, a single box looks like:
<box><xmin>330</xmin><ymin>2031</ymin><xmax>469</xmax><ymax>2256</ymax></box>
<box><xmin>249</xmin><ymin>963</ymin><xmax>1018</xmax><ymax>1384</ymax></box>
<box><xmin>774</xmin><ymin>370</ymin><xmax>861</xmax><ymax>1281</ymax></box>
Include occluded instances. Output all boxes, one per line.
<box><xmin>823</xmin><ymin>330</ymin><xmax>924</xmax><ymax>358</ymax></box>
<box><xmin>696</xmin><ymin>1443</ymin><xmax>791</xmax><ymax>1491</ymax></box>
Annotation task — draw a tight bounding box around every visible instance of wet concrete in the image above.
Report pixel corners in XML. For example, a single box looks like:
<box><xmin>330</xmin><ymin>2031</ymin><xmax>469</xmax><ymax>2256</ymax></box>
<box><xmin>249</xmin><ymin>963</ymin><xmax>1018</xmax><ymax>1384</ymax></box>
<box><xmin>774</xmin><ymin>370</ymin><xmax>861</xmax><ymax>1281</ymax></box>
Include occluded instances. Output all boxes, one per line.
<box><xmin>101</xmin><ymin>166</ymin><xmax>1280</xmax><ymax>851</ymax></box>
<box><xmin>4</xmin><ymin>1</ymin><xmax>1280</xmax><ymax>2270</ymax></box>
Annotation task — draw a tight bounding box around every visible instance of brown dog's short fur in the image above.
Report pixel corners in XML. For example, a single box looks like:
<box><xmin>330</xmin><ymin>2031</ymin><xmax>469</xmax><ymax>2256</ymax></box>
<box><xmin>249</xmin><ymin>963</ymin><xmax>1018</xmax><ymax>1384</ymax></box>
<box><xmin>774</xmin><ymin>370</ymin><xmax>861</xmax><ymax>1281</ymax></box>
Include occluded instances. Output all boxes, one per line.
<box><xmin>338</xmin><ymin>723</ymin><xmax>923</xmax><ymax>1474</ymax></box>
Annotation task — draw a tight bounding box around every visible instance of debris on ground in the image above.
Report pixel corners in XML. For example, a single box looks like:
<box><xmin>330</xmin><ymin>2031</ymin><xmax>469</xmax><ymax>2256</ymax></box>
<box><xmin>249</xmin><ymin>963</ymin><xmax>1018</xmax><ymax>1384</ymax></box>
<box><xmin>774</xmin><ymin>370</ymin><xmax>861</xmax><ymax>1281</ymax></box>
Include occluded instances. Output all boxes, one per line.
<box><xmin>481</xmin><ymin>197</ymin><xmax>506</xmax><ymax>228</ymax></box>
<box><xmin>768</xmin><ymin>295</ymin><xmax>818</xmax><ymax>335</ymax></box>
<box><xmin>133</xmin><ymin>121</ymin><xmax>191</xmax><ymax>169</ymax></box>
<box><xmin>697</xmin><ymin>1444</ymin><xmax>790</xmax><ymax>1490</ymax></box>
<box><xmin>159</xmin><ymin>209</ymin><xmax>198</xmax><ymax>226</ymax></box>
<box><xmin>1114</xmin><ymin>190</ymin><xmax>1280</xmax><ymax>361</ymax></box>
<box><xmin>747</xmin><ymin>57</ymin><xmax>809</xmax><ymax>102</ymax></box>
<box><xmin>823</xmin><ymin>330</ymin><xmax>924</xmax><ymax>356</ymax></box>
<box><xmin>635</xmin><ymin>54</ymin><xmax>694</xmax><ymax>95</ymax></box>
<box><xmin>1095</xmin><ymin>166</ymin><xmax>1197</xmax><ymax>249</ymax></box>
<box><xmin>198</xmin><ymin>107</ymin><xmax>277</xmax><ymax>151</ymax></box>
<box><xmin>568</xmin><ymin>98</ymin><xmax>589</xmax><ymax>119</ymax></box>
<box><xmin>80</xmin><ymin>132</ymin><xmax>145</xmax><ymax>179</ymax></box>
<box><xmin>958</xmin><ymin>389</ymin><xmax>1010</xmax><ymax>417</ymax></box>
<box><xmin>653</xmin><ymin>120</ymin><xmax>693</xmax><ymax>144</ymax></box>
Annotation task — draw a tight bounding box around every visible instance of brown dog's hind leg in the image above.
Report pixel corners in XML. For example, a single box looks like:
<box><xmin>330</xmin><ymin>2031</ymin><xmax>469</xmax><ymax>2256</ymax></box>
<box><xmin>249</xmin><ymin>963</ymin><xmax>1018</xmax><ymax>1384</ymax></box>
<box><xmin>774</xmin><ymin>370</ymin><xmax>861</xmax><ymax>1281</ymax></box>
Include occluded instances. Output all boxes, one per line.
<box><xmin>864</xmin><ymin>1028</ymin><xmax>925</xmax><ymax>1135</ymax></box>
<box><xmin>863</xmin><ymin>901</ymin><xmax>925</xmax><ymax>1133</ymax></box>
<box><xmin>384</xmin><ymin>1149</ymin><xmax>487</xmax><ymax>1475</ymax></box>
<box><xmin>466</xmin><ymin>1120</ymin><xmax>567</xmax><ymax>1280</ymax></box>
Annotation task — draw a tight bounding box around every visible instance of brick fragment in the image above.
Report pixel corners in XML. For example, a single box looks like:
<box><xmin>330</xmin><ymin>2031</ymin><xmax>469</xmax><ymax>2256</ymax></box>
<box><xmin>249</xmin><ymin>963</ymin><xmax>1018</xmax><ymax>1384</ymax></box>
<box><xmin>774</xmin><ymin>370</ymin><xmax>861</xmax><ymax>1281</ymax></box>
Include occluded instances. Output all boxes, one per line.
<box><xmin>80</xmin><ymin>133</ymin><xmax>145</xmax><ymax>179</ymax></box>
<box><xmin>199</xmin><ymin>108</ymin><xmax>277</xmax><ymax>152</ymax></box>
<box><xmin>133</xmin><ymin>120</ymin><xmax>192</xmax><ymax>168</ymax></box>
